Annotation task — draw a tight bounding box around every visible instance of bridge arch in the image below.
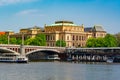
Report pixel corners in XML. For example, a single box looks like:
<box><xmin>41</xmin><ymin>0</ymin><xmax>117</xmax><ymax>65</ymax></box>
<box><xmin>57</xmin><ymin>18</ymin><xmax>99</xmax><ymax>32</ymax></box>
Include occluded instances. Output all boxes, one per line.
<box><xmin>26</xmin><ymin>49</ymin><xmax>60</xmax><ymax>56</ymax></box>
<box><xmin>0</xmin><ymin>47</ymin><xmax>20</xmax><ymax>55</ymax></box>
<box><xmin>26</xmin><ymin>49</ymin><xmax>61</xmax><ymax>61</ymax></box>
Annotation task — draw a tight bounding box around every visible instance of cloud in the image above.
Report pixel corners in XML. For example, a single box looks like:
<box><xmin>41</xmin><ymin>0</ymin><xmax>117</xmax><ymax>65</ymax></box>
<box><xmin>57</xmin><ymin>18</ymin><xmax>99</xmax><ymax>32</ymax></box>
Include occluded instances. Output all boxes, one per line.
<box><xmin>0</xmin><ymin>0</ymin><xmax>37</xmax><ymax>6</ymax></box>
<box><xmin>15</xmin><ymin>9</ymin><xmax>44</xmax><ymax>16</ymax></box>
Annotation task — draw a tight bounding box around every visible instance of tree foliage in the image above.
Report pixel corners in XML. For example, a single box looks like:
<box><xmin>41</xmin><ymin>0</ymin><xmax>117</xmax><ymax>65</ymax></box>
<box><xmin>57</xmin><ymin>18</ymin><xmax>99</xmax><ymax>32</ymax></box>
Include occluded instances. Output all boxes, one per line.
<box><xmin>86</xmin><ymin>38</ymin><xmax>96</xmax><ymax>47</ymax></box>
<box><xmin>10</xmin><ymin>37</ymin><xmax>17</xmax><ymax>44</ymax></box>
<box><xmin>0</xmin><ymin>33</ymin><xmax>46</xmax><ymax>46</ymax></box>
<box><xmin>25</xmin><ymin>33</ymin><xmax>46</xmax><ymax>46</ymax></box>
<box><xmin>115</xmin><ymin>32</ymin><xmax>120</xmax><ymax>47</ymax></box>
<box><xmin>104</xmin><ymin>34</ymin><xmax>117</xmax><ymax>47</ymax></box>
<box><xmin>86</xmin><ymin>34</ymin><xmax>117</xmax><ymax>47</ymax></box>
<box><xmin>0</xmin><ymin>35</ymin><xmax>8</xmax><ymax>44</ymax></box>
<box><xmin>0</xmin><ymin>34</ymin><xmax>23</xmax><ymax>45</ymax></box>
<box><xmin>56</xmin><ymin>40</ymin><xmax>66</xmax><ymax>47</ymax></box>
<box><xmin>36</xmin><ymin>33</ymin><xmax>46</xmax><ymax>46</ymax></box>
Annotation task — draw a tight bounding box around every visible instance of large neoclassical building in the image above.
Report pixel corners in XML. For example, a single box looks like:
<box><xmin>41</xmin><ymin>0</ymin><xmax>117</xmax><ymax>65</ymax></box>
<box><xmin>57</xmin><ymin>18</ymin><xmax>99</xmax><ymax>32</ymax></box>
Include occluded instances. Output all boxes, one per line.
<box><xmin>6</xmin><ymin>20</ymin><xmax>106</xmax><ymax>47</ymax></box>
<box><xmin>44</xmin><ymin>21</ymin><xmax>106</xmax><ymax>47</ymax></box>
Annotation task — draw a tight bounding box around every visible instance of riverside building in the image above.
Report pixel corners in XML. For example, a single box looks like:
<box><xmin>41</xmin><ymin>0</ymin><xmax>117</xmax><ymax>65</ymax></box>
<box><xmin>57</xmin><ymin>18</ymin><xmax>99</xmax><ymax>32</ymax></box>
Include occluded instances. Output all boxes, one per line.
<box><xmin>44</xmin><ymin>21</ymin><xmax>106</xmax><ymax>47</ymax></box>
<box><xmin>8</xmin><ymin>20</ymin><xmax>106</xmax><ymax>47</ymax></box>
<box><xmin>45</xmin><ymin>21</ymin><xmax>87</xmax><ymax>47</ymax></box>
<box><xmin>9</xmin><ymin>26</ymin><xmax>43</xmax><ymax>39</ymax></box>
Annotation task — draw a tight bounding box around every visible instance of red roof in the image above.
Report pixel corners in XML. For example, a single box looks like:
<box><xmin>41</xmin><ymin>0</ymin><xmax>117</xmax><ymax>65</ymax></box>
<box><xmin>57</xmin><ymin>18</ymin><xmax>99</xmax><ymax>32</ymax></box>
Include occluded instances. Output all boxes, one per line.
<box><xmin>0</xmin><ymin>32</ymin><xmax>5</xmax><ymax>35</ymax></box>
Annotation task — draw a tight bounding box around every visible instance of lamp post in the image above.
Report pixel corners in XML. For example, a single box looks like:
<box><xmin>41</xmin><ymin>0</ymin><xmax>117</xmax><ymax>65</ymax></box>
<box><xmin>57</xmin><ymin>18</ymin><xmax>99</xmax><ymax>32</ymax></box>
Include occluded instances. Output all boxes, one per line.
<box><xmin>20</xmin><ymin>33</ymin><xmax>25</xmax><ymax>56</ymax></box>
<box><xmin>7</xmin><ymin>34</ymin><xmax>10</xmax><ymax>44</ymax></box>
<box><xmin>22</xmin><ymin>33</ymin><xmax>24</xmax><ymax>45</ymax></box>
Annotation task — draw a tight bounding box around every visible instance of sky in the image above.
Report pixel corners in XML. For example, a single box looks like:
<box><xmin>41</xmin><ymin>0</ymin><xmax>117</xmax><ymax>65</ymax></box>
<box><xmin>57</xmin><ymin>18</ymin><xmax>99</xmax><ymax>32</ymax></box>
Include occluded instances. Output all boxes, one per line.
<box><xmin>0</xmin><ymin>0</ymin><xmax>120</xmax><ymax>34</ymax></box>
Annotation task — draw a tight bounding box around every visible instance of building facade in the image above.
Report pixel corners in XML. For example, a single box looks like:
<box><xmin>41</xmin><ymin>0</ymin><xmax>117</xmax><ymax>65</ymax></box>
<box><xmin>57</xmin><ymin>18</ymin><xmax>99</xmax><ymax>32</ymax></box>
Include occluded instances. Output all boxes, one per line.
<box><xmin>45</xmin><ymin>21</ymin><xmax>93</xmax><ymax>47</ymax></box>
<box><xmin>10</xmin><ymin>26</ymin><xmax>43</xmax><ymax>39</ymax></box>
<box><xmin>7</xmin><ymin>20</ymin><xmax>106</xmax><ymax>47</ymax></box>
<box><xmin>84</xmin><ymin>25</ymin><xmax>106</xmax><ymax>38</ymax></box>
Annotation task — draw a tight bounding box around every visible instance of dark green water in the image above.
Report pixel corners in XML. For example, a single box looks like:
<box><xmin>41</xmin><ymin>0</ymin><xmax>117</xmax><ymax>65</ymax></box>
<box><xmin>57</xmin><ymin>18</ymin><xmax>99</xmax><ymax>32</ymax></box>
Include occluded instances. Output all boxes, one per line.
<box><xmin>0</xmin><ymin>62</ymin><xmax>120</xmax><ymax>80</ymax></box>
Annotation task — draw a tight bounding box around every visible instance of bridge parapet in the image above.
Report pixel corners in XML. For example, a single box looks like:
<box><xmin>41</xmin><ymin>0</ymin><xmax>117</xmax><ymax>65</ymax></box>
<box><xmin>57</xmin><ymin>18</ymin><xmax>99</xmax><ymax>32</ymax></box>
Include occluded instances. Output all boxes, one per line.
<box><xmin>0</xmin><ymin>44</ymin><xmax>66</xmax><ymax>54</ymax></box>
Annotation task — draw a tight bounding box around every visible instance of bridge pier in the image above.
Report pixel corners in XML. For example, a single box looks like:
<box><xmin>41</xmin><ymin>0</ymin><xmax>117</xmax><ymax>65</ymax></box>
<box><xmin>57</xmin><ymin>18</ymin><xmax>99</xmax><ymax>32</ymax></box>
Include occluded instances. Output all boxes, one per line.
<box><xmin>20</xmin><ymin>44</ymin><xmax>25</xmax><ymax>56</ymax></box>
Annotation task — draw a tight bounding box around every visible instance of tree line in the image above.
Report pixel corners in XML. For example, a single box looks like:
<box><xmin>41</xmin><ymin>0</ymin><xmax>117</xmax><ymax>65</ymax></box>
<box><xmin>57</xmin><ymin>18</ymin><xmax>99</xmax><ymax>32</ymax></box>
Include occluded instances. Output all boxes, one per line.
<box><xmin>86</xmin><ymin>33</ymin><xmax>120</xmax><ymax>47</ymax></box>
<box><xmin>0</xmin><ymin>34</ymin><xmax>46</xmax><ymax>46</ymax></box>
<box><xmin>0</xmin><ymin>33</ymin><xmax>66</xmax><ymax>47</ymax></box>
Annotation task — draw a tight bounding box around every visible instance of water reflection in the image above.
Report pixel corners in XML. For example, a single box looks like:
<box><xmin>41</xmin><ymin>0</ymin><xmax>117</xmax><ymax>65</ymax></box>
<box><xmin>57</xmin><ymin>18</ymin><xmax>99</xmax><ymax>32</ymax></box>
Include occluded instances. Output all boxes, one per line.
<box><xmin>0</xmin><ymin>62</ymin><xmax>120</xmax><ymax>80</ymax></box>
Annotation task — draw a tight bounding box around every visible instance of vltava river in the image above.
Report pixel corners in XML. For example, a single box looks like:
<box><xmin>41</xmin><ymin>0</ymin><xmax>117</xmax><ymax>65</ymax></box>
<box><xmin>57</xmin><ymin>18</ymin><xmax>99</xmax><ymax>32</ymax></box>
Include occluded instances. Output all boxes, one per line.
<box><xmin>0</xmin><ymin>62</ymin><xmax>120</xmax><ymax>80</ymax></box>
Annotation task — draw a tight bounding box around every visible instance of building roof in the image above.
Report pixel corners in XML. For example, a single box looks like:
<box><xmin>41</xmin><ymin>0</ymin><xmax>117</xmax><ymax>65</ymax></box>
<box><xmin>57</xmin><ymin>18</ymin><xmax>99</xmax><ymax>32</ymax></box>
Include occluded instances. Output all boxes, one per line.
<box><xmin>48</xmin><ymin>20</ymin><xmax>78</xmax><ymax>26</ymax></box>
<box><xmin>55</xmin><ymin>21</ymin><xmax>73</xmax><ymax>24</ymax></box>
<box><xmin>84</xmin><ymin>27</ymin><xmax>93</xmax><ymax>32</ymax></box>
<box><xmin>21</xmin><ymin>26</ymin><xmax>44</xmax><ymax>31</ymax></box>
<box><xmin>85</xmin><ymin>25</ymin><xmax>105</xmax><ymax>32</ymax></box>
<box><xmin>93</xmin><ymin>25</ymin><xmax>105</xmax><ymax>32</ymax></box>
<box><xmin>0</xmin><ymin>32</ymin><xmax>5</xmax><ymax>35</ymax></box>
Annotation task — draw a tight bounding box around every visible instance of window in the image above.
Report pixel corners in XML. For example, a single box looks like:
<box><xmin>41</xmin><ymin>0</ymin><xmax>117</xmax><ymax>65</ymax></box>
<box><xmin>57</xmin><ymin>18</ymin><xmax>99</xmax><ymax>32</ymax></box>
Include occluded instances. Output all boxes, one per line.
<box><xmin>76</xmin><ymin>36</ymin><xmax>78</xmax><ymax>41</ymax></box>
<box><xmin>50</xmin><ymin>36</ymin><xmax>52</xmax><ymax>40</ymax></box>
<box><xmin>73</xmin><ymin>35</ymin><xmax>75</xmax><ymax>40</ymax></box>
<box><xmin>67</xmin><ymin>36</ymin><xmax>69</xmax><ymax>40</ymax></box>
<box><xmin>53</xmin><ymin>36</ymin><xmax>55</xmax><ymax>40</ymax></box>
<box><xmin>79</xmin><ymin>36</ymin><xmax>81</xmax><ymax>40</ymax></box>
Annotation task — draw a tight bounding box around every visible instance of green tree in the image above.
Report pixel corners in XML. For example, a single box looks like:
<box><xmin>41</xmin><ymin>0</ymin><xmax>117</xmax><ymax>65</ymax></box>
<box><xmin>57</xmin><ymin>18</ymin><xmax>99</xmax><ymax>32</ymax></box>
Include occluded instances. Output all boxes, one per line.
<box><xmin>0</xmin><ymin>35</ymin><xmax>8</xmax><ymax>44</ymax></box>
<box><xmin>25</xmin><ymin>33</ymin><xmax>46</xmax><ymax>46</ymax></box>
<box><xmin>104</xmin><ymin>34</ymin><xmax>117</xmax><ymax>47</ymax></box>
<box><xmin>10</xmin><ymin>37</ymin><xmax>17</xmax><ymax>44</ymax></box>
<box><xmin>86</xmin><ymin>34</ymin><xmax>117</xmax><ymax>47</ymax></box>
<box><xmin>25</xmin><ymin>38</ymin><xmax>37</xmax><ymax>45</ymax></box>
<box><xmin>115</xmin><ymin>32</ymin><xmax>120</xmax><ymax>47</ymax></box>
<box><xmin>86</xmin><ymin>38</ymin><xmax>96</xmax><ymax>47</ymax></box>
<box><xmin>36</xmin><ymin>34</ymin><xmax>46</xmax><ymax>46</ymax></box>
<box><xmin>56</xmin><ymin>40</ymin><xmax>66</xmax><ymax>47</ymax></box>
<box><xmin>95</xmin><ymin>38</ymin><xmax>105</xmax><ymax>47</ymax></box>
<box><xmin>16</xmin><ymin>38</ymin><xmax>22</xmax><ymax>45</ymax></box>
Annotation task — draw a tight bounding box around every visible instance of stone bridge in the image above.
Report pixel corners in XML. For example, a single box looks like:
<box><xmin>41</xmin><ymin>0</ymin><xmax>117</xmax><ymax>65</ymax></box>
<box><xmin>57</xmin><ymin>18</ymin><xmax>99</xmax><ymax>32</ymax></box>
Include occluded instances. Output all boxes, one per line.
<box><xmin>0</xmin><ymin>44</ymin><xmax>66</xmax><ymax>60</ymax></box>
<box><xmin>0</xmin><ymin>44</ymin><xmax>120</xmax><ymax>62</ymax></box>
<box><xmin>0</xmin><ymin>44</ymin><xmax>66</xmax><ymax>54</ymax></box>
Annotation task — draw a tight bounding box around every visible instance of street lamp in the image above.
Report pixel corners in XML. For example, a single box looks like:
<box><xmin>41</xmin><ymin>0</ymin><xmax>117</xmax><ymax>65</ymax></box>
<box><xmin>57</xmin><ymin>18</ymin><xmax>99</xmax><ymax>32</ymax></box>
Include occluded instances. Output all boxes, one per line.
<box><xmin>7</xmin><ymin>34</ymin><xmax>10</xmax><ymax>44</ymax></box>
<box><xmin>20</xmin><ymin>33</ymin><xmax>25</xmax><ymax>56</ymax></box>
<box><xmin>22</xmin><ymin>33</ymin><xmax>24</xmax><ymax>45</ymax></box>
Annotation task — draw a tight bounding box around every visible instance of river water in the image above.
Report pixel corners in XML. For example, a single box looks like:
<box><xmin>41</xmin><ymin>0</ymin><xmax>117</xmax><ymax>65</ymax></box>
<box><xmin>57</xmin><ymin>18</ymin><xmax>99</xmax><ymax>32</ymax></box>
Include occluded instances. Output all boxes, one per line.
<box><xmin>0</xmin><ymin>62</ymin><xmax>120</xmax><ymax>80</ymax></box>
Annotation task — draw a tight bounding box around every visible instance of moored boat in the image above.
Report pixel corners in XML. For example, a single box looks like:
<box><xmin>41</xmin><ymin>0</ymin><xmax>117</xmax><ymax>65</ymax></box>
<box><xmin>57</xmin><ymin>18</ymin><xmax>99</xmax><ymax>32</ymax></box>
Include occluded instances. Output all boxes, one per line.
<box><xmin>0</xmin><ymin>56</ymin><xmax>28</xmax><ymax>63</ymax></box>
<box><xmin>16</xmin><ymin>56</ymin><xmax>28</xmax><ymax>63</ymax></box>
<box><xmin>106</xmin><ymin>57</ymin><xmax>114</xmax><ymax>63</ymax></box>
<box><xmin>47</xmin><ymin>54</ymin><xmax>60</xmax><ymax>60</ymax></box>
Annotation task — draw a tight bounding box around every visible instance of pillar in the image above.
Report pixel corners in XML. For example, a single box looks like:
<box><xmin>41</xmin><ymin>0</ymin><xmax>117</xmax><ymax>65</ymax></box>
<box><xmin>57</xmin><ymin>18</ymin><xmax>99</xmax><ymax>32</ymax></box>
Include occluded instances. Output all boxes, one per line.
<box><xmin>20</xmin><ymin>44</ymin><xmax>25</xmax><ymax>56</ymax></box>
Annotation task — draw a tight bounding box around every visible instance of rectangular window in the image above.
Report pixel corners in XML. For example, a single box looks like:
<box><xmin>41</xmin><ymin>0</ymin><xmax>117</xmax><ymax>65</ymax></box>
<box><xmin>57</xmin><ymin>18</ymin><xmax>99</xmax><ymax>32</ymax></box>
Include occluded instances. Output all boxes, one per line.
<box><xmin>67</xmin><ymin>36</ymin><xmax>69</xmax><ymax>40</ymax></box>
<box><xmin>76</xmin><ymin>36</ymin><xmax>78</xmax><ymax>41</ymax></box>
<box><xmin>73</xmin><ymin>35</ymin><xmax>75</xmax><ymax>40</ymax></box>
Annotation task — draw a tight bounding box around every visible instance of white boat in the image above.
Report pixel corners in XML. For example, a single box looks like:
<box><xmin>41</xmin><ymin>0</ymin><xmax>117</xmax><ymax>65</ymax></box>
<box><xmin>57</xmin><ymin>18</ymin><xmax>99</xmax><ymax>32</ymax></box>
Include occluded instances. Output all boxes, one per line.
<box><xmin>106</xmin><ymin>57</ymin><xmax>114</xmax><ymax>63</ymax></box>
<box><xmin>47</xmin><ymin>54</ymin><xmax>60</xmax><ymax>60</ymax></box>
<box><xmin>16</xmin><ymin>56</ymin><xmax>28</xmax><ymax>63</ymax></box>
<box><xmin>0</xmin><ymin>56</ymin><xmax>28</xmax><ymax>63</ymax></box>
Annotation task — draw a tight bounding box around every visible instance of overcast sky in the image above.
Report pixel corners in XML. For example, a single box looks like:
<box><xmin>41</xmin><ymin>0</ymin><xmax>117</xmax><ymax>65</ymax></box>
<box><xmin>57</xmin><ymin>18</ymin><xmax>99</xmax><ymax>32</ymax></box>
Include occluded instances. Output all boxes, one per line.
<box><xmin>0</xmin><ymin>0</ymin><xmax>120</xmax><ymax>34</ymax></box>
